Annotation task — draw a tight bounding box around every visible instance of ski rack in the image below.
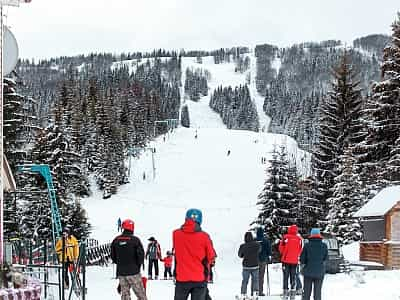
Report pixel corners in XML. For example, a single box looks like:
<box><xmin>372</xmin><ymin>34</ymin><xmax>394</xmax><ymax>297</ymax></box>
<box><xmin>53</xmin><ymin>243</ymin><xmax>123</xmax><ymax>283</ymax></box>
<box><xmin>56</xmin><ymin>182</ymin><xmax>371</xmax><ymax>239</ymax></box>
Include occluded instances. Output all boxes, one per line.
<box><xmin>17</xmin><ymin>164</ymin><xmax>63</xmax><ymax>248</ymax></box>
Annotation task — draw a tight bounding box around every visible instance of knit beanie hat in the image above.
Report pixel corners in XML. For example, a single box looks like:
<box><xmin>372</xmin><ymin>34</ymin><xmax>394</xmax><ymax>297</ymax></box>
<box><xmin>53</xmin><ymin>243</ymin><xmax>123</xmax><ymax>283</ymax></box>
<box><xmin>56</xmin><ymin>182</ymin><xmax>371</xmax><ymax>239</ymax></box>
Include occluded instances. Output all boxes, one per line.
<box><xmin>310</xmin><ymin>228</ymin><xmax>320</xmax><ymax>235</ymax></box>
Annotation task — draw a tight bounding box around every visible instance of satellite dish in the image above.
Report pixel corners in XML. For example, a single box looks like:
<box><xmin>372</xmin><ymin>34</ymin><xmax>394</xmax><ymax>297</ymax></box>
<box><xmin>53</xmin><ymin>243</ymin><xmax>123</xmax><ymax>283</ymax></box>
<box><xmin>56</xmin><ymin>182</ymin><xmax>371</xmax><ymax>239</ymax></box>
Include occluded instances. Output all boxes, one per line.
<box><xmin>3</xmin><ymin>26</ymin><xmax>19</xmax><ymax>76</ymax></box>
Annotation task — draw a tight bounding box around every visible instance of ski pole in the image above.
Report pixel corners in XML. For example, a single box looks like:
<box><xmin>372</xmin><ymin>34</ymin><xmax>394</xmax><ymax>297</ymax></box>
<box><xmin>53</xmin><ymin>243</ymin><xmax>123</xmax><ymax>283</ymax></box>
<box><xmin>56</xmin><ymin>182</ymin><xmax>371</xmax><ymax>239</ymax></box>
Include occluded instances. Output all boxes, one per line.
<box><xmin>266</xmin><ymin>263</ymin><xmax>270</xmax><ymax>296</ymax></box>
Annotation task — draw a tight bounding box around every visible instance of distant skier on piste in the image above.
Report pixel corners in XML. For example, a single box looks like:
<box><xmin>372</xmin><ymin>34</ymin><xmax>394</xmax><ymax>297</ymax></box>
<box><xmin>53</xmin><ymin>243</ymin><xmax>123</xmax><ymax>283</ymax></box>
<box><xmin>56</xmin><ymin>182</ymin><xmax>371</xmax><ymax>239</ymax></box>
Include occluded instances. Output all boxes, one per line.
<box><xmin>145</xmin><ymin>236</ymin><xmax>162</xmax><ymax>279</ymax></box>
<box><xmin>172</xmin><ymin>208</ymin><xmax>216</xmax><ymax>300</ymax></box>
<box><xmin>111</xmin><ymin>219</ymin><xmax>147</xmax><ymax>300</ymax></box>
<box><xmin>279</xmin><ymin>225</ymin><xmax>302</xmax><ymax>298</ymax></box>
<box><xmin>117</xmin><ymin>218</ymin><xmax>122</xmax><ymax>232</ymax></box>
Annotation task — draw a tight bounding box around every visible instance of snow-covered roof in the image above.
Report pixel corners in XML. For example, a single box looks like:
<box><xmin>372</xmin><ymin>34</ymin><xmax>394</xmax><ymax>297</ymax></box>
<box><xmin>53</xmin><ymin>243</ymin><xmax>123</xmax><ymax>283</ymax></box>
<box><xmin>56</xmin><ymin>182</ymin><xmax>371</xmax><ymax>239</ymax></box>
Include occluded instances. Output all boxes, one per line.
<box><xmin>354</xmin><ymin>186</ymin><xmax>400</xmax><ymax>217</ymax></box>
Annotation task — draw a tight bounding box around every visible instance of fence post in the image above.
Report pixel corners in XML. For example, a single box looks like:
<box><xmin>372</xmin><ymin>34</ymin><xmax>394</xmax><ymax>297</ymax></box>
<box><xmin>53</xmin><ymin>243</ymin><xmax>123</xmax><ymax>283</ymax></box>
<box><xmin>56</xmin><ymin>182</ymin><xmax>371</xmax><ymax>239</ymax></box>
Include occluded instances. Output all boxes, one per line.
<box><xmin>82</xmin><ymin>240</ymin><xmax>86</xmax><ymax>300</ymax></box>
<box><xmin>61</xmin><ymin>235</ymin><xmax>65</xmax><ymax>300</ymax></box>
<box><xmin>44</xmin><ymin>239</ymin><xmax>48</xmax><ymax>299</ymax></box>
<box><xmin>29</xmin><ymin>240</ymin><xmax>33</xmax><ymax>265</ymax></box>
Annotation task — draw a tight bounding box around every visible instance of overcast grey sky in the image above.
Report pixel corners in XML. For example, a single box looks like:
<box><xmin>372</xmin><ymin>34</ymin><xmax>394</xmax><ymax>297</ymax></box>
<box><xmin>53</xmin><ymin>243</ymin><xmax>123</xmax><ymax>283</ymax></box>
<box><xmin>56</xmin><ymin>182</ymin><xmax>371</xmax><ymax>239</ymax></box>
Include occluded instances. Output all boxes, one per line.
<box><xmin>4</xmin><ymin>0</ymin><xmax>400</xmax><ymax>59</ymax></box>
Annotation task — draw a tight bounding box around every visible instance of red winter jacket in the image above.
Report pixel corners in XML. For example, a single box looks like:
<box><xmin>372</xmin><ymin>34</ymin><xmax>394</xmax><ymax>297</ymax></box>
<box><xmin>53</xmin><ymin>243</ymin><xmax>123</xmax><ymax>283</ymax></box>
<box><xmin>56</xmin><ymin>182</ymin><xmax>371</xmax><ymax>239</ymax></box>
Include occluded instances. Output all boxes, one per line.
<box><xmin>279</xmin><ymin>225</ymin><xmax>302</xmax><ymax>265</ymax></box>
<box><xmin>173</xmin><ymin>219</ymin><xmax>216</xmax><ymax>282</ymax></box>
<box><xmin>161</xmin><ymin>255</ymin><xmax>173</xmax><ymax>268</ymax></box>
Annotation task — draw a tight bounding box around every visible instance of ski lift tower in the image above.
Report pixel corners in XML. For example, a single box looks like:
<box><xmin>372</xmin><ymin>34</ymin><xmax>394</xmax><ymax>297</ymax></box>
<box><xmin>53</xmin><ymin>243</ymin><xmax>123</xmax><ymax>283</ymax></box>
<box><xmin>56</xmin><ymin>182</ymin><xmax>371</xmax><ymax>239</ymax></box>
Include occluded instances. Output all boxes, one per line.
<box><xmin>0</xmin><ymin>0</ymin><xmax>31</xmax><ymax>265</ymax></box>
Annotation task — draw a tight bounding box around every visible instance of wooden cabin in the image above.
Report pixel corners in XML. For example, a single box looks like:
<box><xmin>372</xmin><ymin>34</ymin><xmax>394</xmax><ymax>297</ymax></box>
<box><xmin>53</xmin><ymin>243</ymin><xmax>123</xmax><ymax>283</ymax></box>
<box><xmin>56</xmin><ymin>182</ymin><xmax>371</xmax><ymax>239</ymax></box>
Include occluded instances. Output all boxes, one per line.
<box><xmin>354</xmin><ymin>186</ymin><xmax>400</xmax><ymax>269</ymax></box>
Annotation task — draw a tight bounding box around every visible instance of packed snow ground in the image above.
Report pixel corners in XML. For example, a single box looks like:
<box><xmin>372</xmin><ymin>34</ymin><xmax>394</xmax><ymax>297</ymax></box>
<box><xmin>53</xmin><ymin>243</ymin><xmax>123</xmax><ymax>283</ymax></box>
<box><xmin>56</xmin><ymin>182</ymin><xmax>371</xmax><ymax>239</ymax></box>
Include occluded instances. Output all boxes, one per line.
<box><xmin>79</xmin><ymin>57</ymin><xmax>400</xmax><ymax>300</ymax></box>
<box><xmin>82</xmin><ymin>127</ymin><xmax>400</xmax><ymax>300</ymax></box>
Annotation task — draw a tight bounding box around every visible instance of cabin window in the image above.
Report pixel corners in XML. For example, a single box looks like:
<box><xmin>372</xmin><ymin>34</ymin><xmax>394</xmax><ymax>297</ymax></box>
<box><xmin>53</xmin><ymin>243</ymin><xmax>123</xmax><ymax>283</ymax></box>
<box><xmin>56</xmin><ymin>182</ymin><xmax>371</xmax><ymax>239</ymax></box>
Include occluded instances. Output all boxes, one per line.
<box><xmin>361</xmin><ymin>218</ymin><xmax>385</xmax><ymax>241</ymax></box>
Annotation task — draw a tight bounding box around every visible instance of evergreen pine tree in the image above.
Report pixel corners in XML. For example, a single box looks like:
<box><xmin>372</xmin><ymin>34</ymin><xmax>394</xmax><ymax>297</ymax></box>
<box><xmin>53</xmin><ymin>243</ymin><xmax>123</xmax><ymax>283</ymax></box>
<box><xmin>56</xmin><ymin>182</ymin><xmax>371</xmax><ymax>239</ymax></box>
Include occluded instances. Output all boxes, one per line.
<box><xmin>254</xmin><ymin>145</ymin><xmax>298</xmax><ymax>249</ymax></box>
<box><xmin>312</xmin><ymin>52</ymin><xmax>363</xmax><ymax>222</ymax></box>
<box><xmin>181</xmin><ymin>105</ymin><xmax>190</xmax><ymax>128</ymax></box>
<box><xmin>325</xmin><ymin>149</ymin><xmax>363</xmax><ymax>244</ymax></box>
<box><xmin>358</xmin><ymin>14</ymin><xmax>400</xmax><ymax>192</ymax></box>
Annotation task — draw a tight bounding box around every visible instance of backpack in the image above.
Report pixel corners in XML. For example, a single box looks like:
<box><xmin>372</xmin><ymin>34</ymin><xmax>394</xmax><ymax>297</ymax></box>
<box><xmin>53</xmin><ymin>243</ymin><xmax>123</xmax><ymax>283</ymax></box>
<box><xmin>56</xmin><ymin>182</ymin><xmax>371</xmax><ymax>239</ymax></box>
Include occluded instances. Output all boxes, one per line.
<box><xmin>148</xmin><ymin>243</ymin><xmax>158</xmax><ymax>259</ymax></box>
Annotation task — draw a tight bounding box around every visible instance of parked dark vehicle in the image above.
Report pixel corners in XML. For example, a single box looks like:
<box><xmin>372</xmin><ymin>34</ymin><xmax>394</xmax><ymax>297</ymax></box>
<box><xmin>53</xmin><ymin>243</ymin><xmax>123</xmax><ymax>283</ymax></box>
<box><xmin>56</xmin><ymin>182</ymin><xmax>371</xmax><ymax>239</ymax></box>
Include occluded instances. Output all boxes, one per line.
<box><xmin>304</xmin><ymin>233</ymin><xmax>344</xmax><ymax>274</ymax></box>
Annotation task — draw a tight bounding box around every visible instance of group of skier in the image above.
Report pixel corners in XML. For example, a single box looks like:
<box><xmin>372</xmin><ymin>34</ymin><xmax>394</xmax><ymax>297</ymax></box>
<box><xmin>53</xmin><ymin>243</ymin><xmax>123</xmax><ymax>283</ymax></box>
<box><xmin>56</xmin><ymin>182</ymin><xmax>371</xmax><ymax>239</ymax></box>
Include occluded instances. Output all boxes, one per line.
<box><xmin>111</xmin><ymin>211</ymin><xmax>328</xmax><ymax>300</ymax></box>
<box><xmin>238</xmin><ymin>224</ymin><xmax>328</xmax><ymax>300</ymax></box>
<box><xmin>111</xmin><ymin>208</ymin><xmax>215</xmax><ymax>300</ymax></box>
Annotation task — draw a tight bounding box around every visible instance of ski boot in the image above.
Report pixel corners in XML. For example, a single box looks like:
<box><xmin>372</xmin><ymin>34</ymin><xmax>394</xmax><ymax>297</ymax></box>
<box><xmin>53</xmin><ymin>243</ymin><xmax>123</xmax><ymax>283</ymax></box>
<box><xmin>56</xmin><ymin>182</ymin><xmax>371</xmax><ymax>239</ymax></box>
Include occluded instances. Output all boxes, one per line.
<box><xmin>289</xmin><ymin>290</ymin><xmax>296</xmax><ymax>299</ymax></box>
<box><xmin>296</xmin><ymin>288</ymin><xmax>303</xmax><ymax>296</ymax></box>
<box><xmin>282</xmin><ymin>289</ymin><xmax>289</xmax><ymax>299</ymax></box>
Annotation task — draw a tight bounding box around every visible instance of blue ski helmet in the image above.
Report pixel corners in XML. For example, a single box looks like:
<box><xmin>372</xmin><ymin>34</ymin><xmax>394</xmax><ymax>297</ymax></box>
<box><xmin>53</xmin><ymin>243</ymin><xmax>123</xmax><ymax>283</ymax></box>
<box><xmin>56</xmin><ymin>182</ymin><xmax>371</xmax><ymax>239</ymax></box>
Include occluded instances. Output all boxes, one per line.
<box><xmin>185</xmin><ymin>208</ymin><xmax>202</xmax><ymax>225</ymax></box>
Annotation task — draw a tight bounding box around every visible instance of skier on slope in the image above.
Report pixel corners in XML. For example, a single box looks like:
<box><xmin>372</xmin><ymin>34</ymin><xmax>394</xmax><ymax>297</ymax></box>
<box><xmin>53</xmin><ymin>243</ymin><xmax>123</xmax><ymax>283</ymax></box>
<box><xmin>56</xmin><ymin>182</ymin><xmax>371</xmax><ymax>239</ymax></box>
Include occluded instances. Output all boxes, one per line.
<box><xmin>145</xmin><ymin>237</ymin><xmax>162</xmax><ymax>279</ymax></box>
<box><xmin>111</xmin><ymin>219</ymin><xmax>147</xmax><ymax>300</ymax></box>
<box><xmin>238</xmin><ymin>231</ymin><xmax>261</xmax><ymax>298</ymax></box>
<box><xmin>173</xmin><ymin>208</ymin><xmax>216</xmax><ymax>300</ymax></box>
<box><xmin>256</xmin><ymin>227</ymin><xmax>272</xmax><ymax>296</ymax></box>
<box><xmin>300</xmin><ymin>228</ymin><xmax>328</xmax><ymax>300</ymax></box>
<box><xmin>279</xmin><ymin>225</ymin><xmax>302</xmax><ymax>298</ymax></box>
<box><xmin>118</xmin><ymin>218</ymin><xmax>122</xmax><ymax>232</ymax></box>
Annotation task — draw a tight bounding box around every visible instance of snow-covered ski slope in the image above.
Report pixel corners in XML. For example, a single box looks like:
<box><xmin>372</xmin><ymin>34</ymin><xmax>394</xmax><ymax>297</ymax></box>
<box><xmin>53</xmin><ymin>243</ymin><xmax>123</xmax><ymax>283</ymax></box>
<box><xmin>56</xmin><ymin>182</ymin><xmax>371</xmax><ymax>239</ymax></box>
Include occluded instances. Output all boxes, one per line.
<box><xmin>181</xmin><ymin>54</ymin><xmax>270</xmax><ymax>130</ymax></box>
<box><xmin>82</xmin><ymin>56</ymin><xmax>400</xmax><ymax>300</ymax></box>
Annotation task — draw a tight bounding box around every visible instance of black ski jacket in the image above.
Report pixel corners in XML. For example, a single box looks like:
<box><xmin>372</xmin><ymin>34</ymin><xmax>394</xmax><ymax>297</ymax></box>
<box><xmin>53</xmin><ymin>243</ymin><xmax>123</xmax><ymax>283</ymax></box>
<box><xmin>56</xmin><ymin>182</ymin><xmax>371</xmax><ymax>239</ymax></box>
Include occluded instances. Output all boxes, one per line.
<box><xmin>238</xmin><ymin>232</ymin><xmax>261</xmax><ymax>268</ymax></box>
<box><xmin>111</xmin><ymin>231</ymin><xmax>145</xmax><ymax>276</ymax></box>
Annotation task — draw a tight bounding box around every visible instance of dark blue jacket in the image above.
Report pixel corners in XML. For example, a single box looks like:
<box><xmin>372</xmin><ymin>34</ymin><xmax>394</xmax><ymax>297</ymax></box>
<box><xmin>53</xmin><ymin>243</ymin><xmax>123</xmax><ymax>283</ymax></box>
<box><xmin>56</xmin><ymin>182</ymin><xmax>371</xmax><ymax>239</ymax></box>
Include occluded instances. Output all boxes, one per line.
<box><xmin>300</xmin><ymin>236</ymin><xmax>328</xmax><ymax>279</ymax></box>
<box><xmin>256</xmin><ymin>228</ymin><xmax>272</xmax><ymax>263</ymax></box>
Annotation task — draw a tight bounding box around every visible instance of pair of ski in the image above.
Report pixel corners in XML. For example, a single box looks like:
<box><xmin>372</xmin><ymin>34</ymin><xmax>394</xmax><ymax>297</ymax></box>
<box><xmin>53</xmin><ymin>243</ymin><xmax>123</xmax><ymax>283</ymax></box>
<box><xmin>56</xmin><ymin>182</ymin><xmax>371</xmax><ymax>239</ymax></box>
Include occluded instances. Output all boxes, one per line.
<box><xmin>67</xmin><ymin>243</ymin><xmax>85</xmax><ymax>299</ymax></box>
<box><xmin>235</xmin><ymin>294</ymin><xmax>301</xmax><ymax>300</ymax></box>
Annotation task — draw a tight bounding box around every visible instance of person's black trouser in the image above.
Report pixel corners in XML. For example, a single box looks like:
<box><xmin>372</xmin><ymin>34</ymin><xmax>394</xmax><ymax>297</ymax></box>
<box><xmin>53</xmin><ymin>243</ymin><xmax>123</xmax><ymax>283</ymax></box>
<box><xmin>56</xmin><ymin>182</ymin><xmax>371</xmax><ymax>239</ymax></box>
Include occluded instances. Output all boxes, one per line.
<box><xmin>303</xmin><ymin>276</ymin><xmax>323</xmax><ymax>300</ymax></box>
<box><xmin>259</xmin><ymin>261</ymin><xmax>267</xmax><ymax>294</ymax></box>
<box><xmin>282</xmin><ymin>263</ymin><xmax>297</xmax><ymax>291</ymax></box>
<box><xmin>64</xmin><ymin>261</ymin><xmax>72</xmax><ymax>287</ymax></box>
<box><xmin>148</xmin><ymin>259</ymin><xmax>159</xmax><ymax>278</ymax></box>
<box><xmin>164</xmin><ymin>267</ymin><xmax>173</xmax><ymax>278</ymax></box>
<box><xmin>174</xmin><ymin>281</ymin><xmax>207</xmax><ymax>300</ymax></box>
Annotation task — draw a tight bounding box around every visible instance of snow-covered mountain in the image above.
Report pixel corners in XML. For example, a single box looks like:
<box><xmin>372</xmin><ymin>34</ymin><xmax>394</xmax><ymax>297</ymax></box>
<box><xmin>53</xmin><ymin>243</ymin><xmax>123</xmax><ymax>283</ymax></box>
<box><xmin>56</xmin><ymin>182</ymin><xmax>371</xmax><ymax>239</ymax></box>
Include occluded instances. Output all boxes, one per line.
<box><xmin>81</xmin><ymin>56</ymin><xmax>400</xmax><ymax>300</ymax></box>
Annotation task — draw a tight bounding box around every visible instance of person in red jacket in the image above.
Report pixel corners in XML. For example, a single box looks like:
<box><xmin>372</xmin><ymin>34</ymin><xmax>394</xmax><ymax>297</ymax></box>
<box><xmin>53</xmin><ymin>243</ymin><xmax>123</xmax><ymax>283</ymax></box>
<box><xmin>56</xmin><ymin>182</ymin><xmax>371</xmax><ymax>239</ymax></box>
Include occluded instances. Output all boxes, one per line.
<box><xmin>278</xmin><ymin>224</ymin><xmax>302</xmax><ymax>298</ymax></box>
<box><xmin>161</xmin><ymin>251</ymin><xmax>174</xmax><ymax>279</ymax></box>
<box><xmin>173</xmin><ymin>208</ymin><xmax>216</xmax><ymax>300</ymax></box>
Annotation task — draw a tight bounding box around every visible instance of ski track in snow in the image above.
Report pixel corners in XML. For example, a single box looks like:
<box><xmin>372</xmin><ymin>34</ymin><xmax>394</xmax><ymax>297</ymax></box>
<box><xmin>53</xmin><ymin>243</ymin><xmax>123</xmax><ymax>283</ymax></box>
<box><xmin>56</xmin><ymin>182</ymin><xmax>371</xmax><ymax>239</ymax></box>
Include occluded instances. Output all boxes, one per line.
<box><xmin>80</xmin><ymin>54</ymin><xmax>400</xmax><ymax>300</ymax></box>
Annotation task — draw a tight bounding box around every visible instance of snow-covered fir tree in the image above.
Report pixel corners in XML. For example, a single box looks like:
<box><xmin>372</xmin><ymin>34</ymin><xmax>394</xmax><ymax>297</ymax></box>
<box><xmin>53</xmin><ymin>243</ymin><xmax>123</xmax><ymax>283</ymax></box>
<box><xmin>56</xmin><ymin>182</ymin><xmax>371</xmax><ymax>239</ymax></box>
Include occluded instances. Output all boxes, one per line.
<box><xmin>325</xmin><ymin>149</ymin><xmax>363</xmax><ymax>244</ymax></box>
<box><xmin>184</xmin><ymin>68</ymin><xmax>208</xmax><ymax>101</ymax></box>
<box><xmin>296</xmin><ymin>177</ymin><xmax>323</xmax><ymax>235</ymax></box>
<box><xmin>254</xmin><ymin>145</ymin><xmax>298</xmax><ymax>249</ymax></box>
<box><xmin>3</xmin><ymin>77</ymin><xmax>39</xmax><ymax>238</ymax></box>
<box><xmin>312</xmin><ymin>52</ymin><xmax>363</xmax><ymax>223</ymax></box>
<box><xmin>210</xmin><ymin>85</ymin><xmax>259</xmax><ymax>131</ymax></box>
<box><xmin>356</xmin><ymin>14</ymin><xmax>400</xmax><ymax>194</ymax></box>
<box><xmin>28</xmin><ymin>124</ymin><xmax>91</xmax><ymax>238</ymax></box>
<box><xmin>181</xmin><ymin>105</ymin><xmax>190</xmax><ymax>128</ymax></box>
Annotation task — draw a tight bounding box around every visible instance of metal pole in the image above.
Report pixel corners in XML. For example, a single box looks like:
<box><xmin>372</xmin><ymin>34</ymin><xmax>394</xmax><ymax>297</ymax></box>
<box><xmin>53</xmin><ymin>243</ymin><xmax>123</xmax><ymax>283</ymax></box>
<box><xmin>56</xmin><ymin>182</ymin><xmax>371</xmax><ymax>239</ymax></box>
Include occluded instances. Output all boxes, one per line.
<box><xmin>44</xmin><ymin>239</ymin><xmax>48</xmax><ymax>299</ymax></box>
<box><xmin>0</xmin><ymin>4</ymin><xmax>4</xmax><ymax>265</ymax></box>
<box><xmin>61</xmin><ymin>235</ymin><xmax>65</xmax><ymax>300</ymax></box>
<box><xmin>151</xmin><ymin>148</ymin><xmax>156</xmax><ymax>179</ymax></box>
<box><xmin>82</xmin><ymin>241</ymin><xmax>86</xmax><ymax>300</ymax></box>
<box><xmin>128</xmin><ymin>153</ymin><xmax>132</xmax><ymax>178</ymax></box>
